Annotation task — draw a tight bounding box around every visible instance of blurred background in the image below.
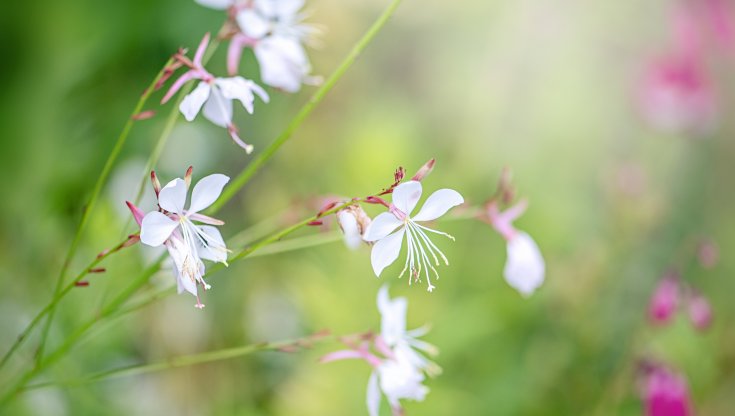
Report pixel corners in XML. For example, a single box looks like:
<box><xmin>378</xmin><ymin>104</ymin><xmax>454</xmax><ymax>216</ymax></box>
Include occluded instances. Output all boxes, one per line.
<box><xmin>1</xmin><ymin>0</ymin><xmax>734</xmax><ymax>414</ymax></box>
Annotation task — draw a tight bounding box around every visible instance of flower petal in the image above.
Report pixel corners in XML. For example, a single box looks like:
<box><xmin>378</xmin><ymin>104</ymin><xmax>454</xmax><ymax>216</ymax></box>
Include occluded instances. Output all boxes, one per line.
<box><xmin>215</xmin><ymin>77</ymin><xmax>260</xmax><ymax>114</ymax></box>
<box><xmin>363</xmin><ymin>212</ymin><xmax>403</xmax><ymax>242</ymax></box>
<box><xmin>504</xmin><ymin>232</ymin><xmax>545</xmax><ymax>297</ymax></box>
<box><xmin>392</xmin><ymin>181</ymin><xmax>422</xmax><ymax>216</ymax></box>
<box><xmin>254</xmin><ymin>36</ymin><xmax>309</xmax><ymax>93</ymax></box>
<box><xmin>158</xmin><ymin>178</ymin><xmax>188</xmax><ymax>214</ymax></box>
<box><xmin>412</xmin><ymin>189</ymin><xmax>464</xmax><ymax>222</ymax></box>
<box><xmin>377</xmin><ymin>285</ymin><xmax>407</xmax><ymax>345</ymax></box>
<box><xmin>195</xmin><ymin>0</ymin><xmax>233</xmax><ymax>10</ymax></box>
<box><xmin>179</xmin><ymin>82</ymin><xmax>211</xmax><ymax>122</ymax></box>
<box><xmin>236</xmin><ymin>9</ymin><xmax>271</xmax><ymax>39</ymax></box>
<box><xmin>166</xmin><ymin>238</ymin><xmax>197</xmax><ymax>296</ymax></box>
<box><xmin>367</xmin><ymin>371</ymin><xmax>381</xmax><ymax>416</ymax></box>
<box><xmin>202</xmin><ymin>85</ymin><xmax>233</xmax><ymax>127</ymax></box>
<box><xmin>371</xmin><ymin>228</ymin><xmax>405</xmax><ymax>277</ymax></box>
<box><xmin>337</xmin><ymin>210</ymin><xmax>362</xmax><ymax>250</ymax></box>
<box><xmin>195</xmin><ymin>225</ymin><xmax>228</xmax><ymax>264</ymax></box>
<box><xmin>141</xmin><ymin>212</ymin><xmax>178</xmax><ymax>247</ymax></box>
<box><xmin>188</xmin><ymin>174</ymin><xmax>230</xmax><ymax>214</ymax></box>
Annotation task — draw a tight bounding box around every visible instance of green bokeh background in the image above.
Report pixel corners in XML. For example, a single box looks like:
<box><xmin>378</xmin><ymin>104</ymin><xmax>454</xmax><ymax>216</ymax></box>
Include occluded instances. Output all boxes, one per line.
<box><xmin>1</xmin><ymin>0</ymin><xmax>734</xmax><ymax>414</ymax></box>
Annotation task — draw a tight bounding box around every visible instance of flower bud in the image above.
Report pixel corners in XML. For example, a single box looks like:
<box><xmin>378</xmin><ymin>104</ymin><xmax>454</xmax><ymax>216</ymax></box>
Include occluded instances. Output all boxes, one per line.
<box><xmin>337</xmin><ymin>205</ymin><xmax>372</xmax><ymax>250</ymax></box>
<box><xmin>640</xmin><ymin>364</ymin><xmax>693</xmax><ymax>416</ymax></box>
<box><xmin>125</xmin><ymin>201</ymin><xmax>146</xmax><ymax>227</ymax></box>
<box><xmin>648</xmin><ymin>273</ymin><xmax>680</xmax><ymax>325</ymax></box>
<box><xmin>687</xmin><ymin>290</ymin><xmax>712</xmax><ymax>331</ymax></box>
<box><xmin>411</xmin><ymin>158</ymin><xmax>435</xmax><ymax>182</ymax></box>
<box><xmin>150</xmin><ymin>171</ymin><xmax>161</xmax><ymax>197</ymax></box>
<box><xmin>184</xmin><ymin>166</ymin><xmax>194</xmax><ymax>189</ymax></box>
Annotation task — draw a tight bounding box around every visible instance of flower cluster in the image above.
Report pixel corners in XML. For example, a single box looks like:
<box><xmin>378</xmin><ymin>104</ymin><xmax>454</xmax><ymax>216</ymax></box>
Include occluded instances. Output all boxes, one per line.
<box><xmin>648</xmin><ymin>271</ymin><xmax>712</xmax><ymax>331</ymax></box>
<box><xmin>321</xmin><ymin>286</ymin><xmax>439</xmax><ymax>416</ymax></box>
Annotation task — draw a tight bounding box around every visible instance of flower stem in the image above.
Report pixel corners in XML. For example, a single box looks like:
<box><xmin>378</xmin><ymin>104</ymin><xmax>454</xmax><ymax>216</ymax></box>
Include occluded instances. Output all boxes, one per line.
<box><xmin>24</xmin><ymin>331</ymin><xmax>340</xmax><ymax>390</ymax></box>
<box><xmin>34</xmin><ymin>59</ymin><xmax>174</xmax><ymax>367</ymax></box>
<box><xmin>208</xmin><ymin>0</ymin><xmax>404</xmax><ymax>214</ymax></box>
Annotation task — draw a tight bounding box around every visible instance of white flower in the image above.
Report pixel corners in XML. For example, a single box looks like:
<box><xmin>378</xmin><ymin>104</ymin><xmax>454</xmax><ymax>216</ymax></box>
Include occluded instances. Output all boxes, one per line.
<box><xmin>504</xmin><ymin>232</ymin><xmax>545</xmax><ymax>297</ymax></box>
<box><xmin>487</xmin><ymin>200</ymin><xmax>546</xmax><ymax>297</ymax></box>
<box><xmin>180</xmin><ymin>77</ymin><xmax>269</xmax><ymax>154</ymax></box>
<box><xmin>140</xmin><ymin>174</ymin><xmax>230</xmax><ymax>308</ymax></box>
<box><xmin>363</xmin><ymin>181</ymin><xmax>464</xmax><ymax>292</ymax></box>
<box><xmin>368</xmin><ymin>347</ymin><xmax>429</xmax><ymax>416</ymax></box>
<box><xmin>336</xmin><ymin>205</ymin><xmax>372</xmax><ymax>250</ymax></box>
<box><xmin>377</xmin><ymin>286</ymin><xmax>439</xmax><ymax>375</ymax></box>
<box><xmin>233</xmin><ymin>0</ymin><xmax>317</xmax><ymax>92</ymax></box>
<box><xmin>194</xmin><ymin>0</ymin><xmax>236</xmax><ymax>9</ymax></box>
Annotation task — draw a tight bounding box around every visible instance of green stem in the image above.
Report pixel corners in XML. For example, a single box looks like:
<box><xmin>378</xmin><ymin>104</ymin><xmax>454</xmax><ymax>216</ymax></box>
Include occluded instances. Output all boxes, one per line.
<box><xmin>0</xmin><ymin>235</ymin><xmax>133</xmax><ymax>371</ymax></box>
<box><xmin>24</xmin><ymin>332</ymin><xmax>340</xmax><ymax>390</ymax></box>
<box><xmin>208</xmin><ymin>0</ymin><xmax>404</xmax><ymax>213</ymax></box>
<box><xmin>35</xmin><ymin>59</ymin><xmax>174</xmax><ymax>366</ymax></box>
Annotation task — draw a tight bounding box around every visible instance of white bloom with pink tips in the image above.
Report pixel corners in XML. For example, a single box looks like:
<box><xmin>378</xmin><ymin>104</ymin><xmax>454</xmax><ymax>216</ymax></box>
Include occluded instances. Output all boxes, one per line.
<box><xmin>139</xmin><ymin>173</ymin><xmax>230</xmax><ymax>308</ymax></box>
<box><xmin>363</xmin><ymin>181</ymin><xmax>464</xmax><ymax>292</ymax></box>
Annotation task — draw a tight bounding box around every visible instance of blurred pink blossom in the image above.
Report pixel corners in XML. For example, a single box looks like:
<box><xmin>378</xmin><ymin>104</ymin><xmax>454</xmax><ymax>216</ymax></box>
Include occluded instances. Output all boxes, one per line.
<box><xmin>642</xmin><ymin>365</ymin><xmax>693</xmax><ymax>416</ymax></box>
<box><xmin>648</xmin><ymin>274</ymin><xmax>680</xmax><ymax>324</ymax></box>
<box><xmin>687</xmin><ymin>290</ymin><xmax>713</xmax><ymax>330</ymax></box>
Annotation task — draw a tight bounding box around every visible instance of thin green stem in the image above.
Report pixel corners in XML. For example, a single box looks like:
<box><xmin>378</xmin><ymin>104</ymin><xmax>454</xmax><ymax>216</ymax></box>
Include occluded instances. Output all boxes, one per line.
<box><xmin>0</xmin><ymin>236</ymin><xmax>133</xmax><ymax>371</ymax></box>
<box><xmin>208</xmin><ymin>0</ymin><xmax>404</xmax><ymax>213</ymax></box>
<box><xmin>24</xmin><ymin>332</ymin><xmax>340</xmax><ymax>390</ymax></box>
<box><xmin>35</xmin><ymin>59</ymin><xmax>174</xmax><ymax>366</ymax></box>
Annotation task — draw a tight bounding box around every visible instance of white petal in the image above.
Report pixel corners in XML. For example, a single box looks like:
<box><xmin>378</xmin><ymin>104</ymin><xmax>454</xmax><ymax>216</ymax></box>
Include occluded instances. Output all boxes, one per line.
<box><xmin>256</xmin><ymin>0</ymin><xmax>304</xmax><ymax>18</ymax></box>
<box><xmin>195</xmin><ymin>225</ymin><xmax>228</xmax><ymax>263</ymax></box>
<box><xmin>215</xmin><ymin>77</ymin><xmax>268</xmax><ymax>114</ymax></box>
<box><xmin>504</xmin><ymin>232</ymin><xmax>545</xmax><ymax>297</ymax></box>
<box><xmin>141</xmin><ymin>212</ymin><xmax>178</xmax><ymax>247</ymax></box>
<box><xmin>337</xmin><ymin>210</ymin><xmax>362</xmax><ymax>250</ymax></box>
<box><xmin>371</xmin><ymin>228</ymin><xmax>405</xmax><ymax>277</ymax></box>
<box><xmin>188</xmin><ymin>174</ymin><xmax>230</xmax><ymax>214</ymax></box>
<box><xmin>195</xmin><ymin>0</ymin><xmax>233</xmax><ymax>10</ymax></box>
<box><xmin>363</xmin><ymin>212</ymin><xmax>403</xmax><ymax>242</ymax></box>
<box><xmin>202</xmin><ymin>86</ymin><xmax>233</xmax><ymax>127</ymax></box>
<box><xmin>377</xmin><ymin>286</ymin><xmax>407</xmax><ymax>345</ymax></box>
<box><xmin>166</xmin><ymin>238</ymin><xmax>197</xmax><ymax>296</ymax></box>
<box><xmin>236</xmin><ymin>9</ymin><xmax>271</xmax><ymax>39</ymax></box>
<box><xmin>366</xmin><ymin>371</ymin><xmax>381</xmax><ymax>416</ymax></box>
<box><xmin>255</xmin><ymin>36</ymin><xmax>309</xmax><ymax>92</ymax></box>
<box><xmin>158</xmin><ymin>178</ymin><xmax>188</xmax><ymax>214</ymax></box>
<box><xmin>392</xmin><ymin>181</ymin><xmax>422</xmax><ymax>216</ymax></box>
<box><xmin>412</xmin><ymin>189</ymin><xmax>464</xmax><ymax>222</ymax></box>
<box><xmin>179</xmin><ymin>82</ymin><xmax>211</xmax><ymax>122</ymax></box>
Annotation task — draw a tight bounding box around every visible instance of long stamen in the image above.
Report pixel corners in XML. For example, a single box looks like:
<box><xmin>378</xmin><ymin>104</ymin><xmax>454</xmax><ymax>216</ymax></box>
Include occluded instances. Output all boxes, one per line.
<box><xmin>414</xmin><ymin>222</ymin><xmax>455</xmax><ymax>241</ymax></box>
<box><xmin>409</xmin><ymin>222</ymin><xmax>440</xmax><ymax>266</ymax></box>
<box><xmin>398</xmin><ymin>226</ymin><xmax>413</xmax><ymax>280</ymax></box>
<box><xmin>411</xmin><ymin>222</ymin><xmax>449</xmax><ymax>266</ymax></box>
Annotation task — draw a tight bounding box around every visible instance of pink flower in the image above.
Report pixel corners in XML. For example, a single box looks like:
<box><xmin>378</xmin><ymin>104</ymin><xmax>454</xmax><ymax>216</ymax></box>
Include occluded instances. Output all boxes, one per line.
<box><xmin>642</xmin><ymin>365</ymin><xmax>693</xmax><ymax>416</ymax></box>
<box><xmin>648</xmin><ymin>274</ymin><xmax>680</xmax><ymax>324</ymax></box>
<box><xmin>687</xmin><ymin>290</ymin><xmax>713</xmax><ymax>330</ymax></box>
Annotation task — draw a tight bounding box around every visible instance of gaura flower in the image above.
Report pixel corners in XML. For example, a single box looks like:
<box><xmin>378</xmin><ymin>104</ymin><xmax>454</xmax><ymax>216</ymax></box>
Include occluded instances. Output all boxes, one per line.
<box><xmin>686</xmin><ymin>289</ymin><xmax>712</xmax><ymax>331</ymax></box>
<box><xmin>321</xmin><ymin>286</ymin><xmax>436</xmax><ymax>416</ymax></box>
<box><xmin>228</xmin><ymin>0</ymin><xmax>318</xmax><ymax>92</ymax></box>
<box><xmin>487</xmin><ymin>200</ymin><xmax>545</xmax><ymax>297</ymax></box>
<box><xmin>363</xmin><ymin>181</ymin><xmax>464</xmax><ymax>292</ymax></box>
<box><xmin>163</xmin><ymin>33</ymin><xmax>269</xmax><ymax>153</ymax></box>
<box><xmin>336</xmin><ymin>205</ymin><xmax>372</xmax><ymax>250</ymax></box>
<box><xmin>139</xmin><ymin>173</ymin><xmax>230</xmax><ymax>308</ymax></box>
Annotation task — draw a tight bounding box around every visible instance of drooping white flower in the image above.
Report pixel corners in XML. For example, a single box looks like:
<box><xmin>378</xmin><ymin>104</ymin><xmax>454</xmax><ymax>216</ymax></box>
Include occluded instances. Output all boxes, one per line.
<box><xmin>321</xmin><ymin>286</ymin><xmax>436</xmax><ymax>416</ymax></box>
<box><xmin>140</xmin><ymin>174</ymin><xmax>230</xmax><ymax>308</ymax></box>
<box><xmin>487</xmin><ymin>200</ymin><xmax>545</xmax><ymax>297</ymax></box>
<box><xmin>363</xmin><ymin>181</ymin><xmax>464</xmax><ymax>292</ymax></box>
<box><xmin>162</xmin><ymin>33</ymin><xmax>269</xmax><ymax>153</ymax></box>
<box><xmin>227</xmin><ymin>0</ymin><xmax>317</xmax><ymax>92</ymax></box>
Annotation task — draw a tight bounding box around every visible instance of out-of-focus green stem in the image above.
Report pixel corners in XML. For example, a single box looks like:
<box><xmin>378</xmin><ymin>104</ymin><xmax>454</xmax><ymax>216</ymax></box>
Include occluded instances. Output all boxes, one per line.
<box><xmin>24</xmin><ymin>332</ymin><xmax>340</xmax><ymax>390</ymax></box>
<box><xmin>208</xmin><ymin>0</ymin><xmax>404</xmax><ymax>213</ymax></box>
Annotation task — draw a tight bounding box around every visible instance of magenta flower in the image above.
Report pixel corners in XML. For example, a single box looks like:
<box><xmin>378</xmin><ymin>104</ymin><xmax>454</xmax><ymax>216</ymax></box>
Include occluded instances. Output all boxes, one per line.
<box><xmin>642</xmin><ymin>365</ymin><xmax>693</xmax><ymax>416</ymax></box>
<box><xmin>648</xmin><ymin>274</ymin><xmax>680</xmax><ymax>324</ymax></box>
<box><xmin>687</xmin><ymin>290</ymin><xmax>713</xmax><ymax>330</ymax></box>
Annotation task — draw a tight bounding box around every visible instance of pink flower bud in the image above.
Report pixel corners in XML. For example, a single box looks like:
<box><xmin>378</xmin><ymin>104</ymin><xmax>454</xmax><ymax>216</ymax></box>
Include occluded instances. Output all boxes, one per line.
<box><xmin>696</xmin><ymin>238</ymin><xmax>719</xmax><ymax>269</ymax></box>
<box><xmin>642</xmin><ymin>365</ymin><xmax>693</xmax><ymax>416</ymax></box>
<box><xmin>125</xmin><ymin>201</ymin><xmax>146</xmax><ymax>227</ymax></box>
<box><xmin>150</xmin><ymin>171</ymin><xmax>161</xmax><ymax>197</ymax></box>
<box><xmin>411</xmin><ymin>158</ymin><xmax>435</xmax><ymax>181</ymax></box>
<box><xmin>131</xmin><ymin>110</ymin><xmax>156</xmax><ymax>121</ymax></box>
<box><xmin>687</xmin><ymin>291</ymin><xmax>712</xmax><ymax>331</ymax></box>
<box><xmin>184</xmin><ymin>166</ymin><xmax>194</xmax><ymax>189</ymax></box>
<box><xmin>648</xmin><ymin>274</ymin><xmax>680</xmax><ymax>325</ymax></box>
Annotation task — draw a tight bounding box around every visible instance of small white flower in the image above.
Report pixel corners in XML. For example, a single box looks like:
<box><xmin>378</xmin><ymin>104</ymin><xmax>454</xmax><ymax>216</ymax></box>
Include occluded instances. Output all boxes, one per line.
<box><xmin>233</xmin><ymin>0</ymin><xmax>317</xmax><ymax>92</ymax></box>
<box><xmin>140</xmin><ymin>174</ymin><xmax>230</xmax><ymax>308</ymax></box>
<box><xmin>368</xmin><ymin>348</ymin><xmax>429</xmax><ymax>416</ymax></box>
<box><xmin>487</xmin><ymin>200</ymin><xmax>545</xmax><ymax>297</ymax></box>
<box><xmin>180</xmin><ymin>77</ymin><xmax>269</xmax><ymax>153</ymax></box>
<box><xmin>363</xmin><ymin>181</ymin><xmax>464</xmax><ymax>292</ymax></box>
